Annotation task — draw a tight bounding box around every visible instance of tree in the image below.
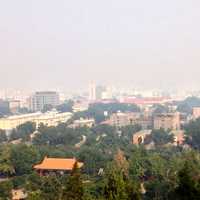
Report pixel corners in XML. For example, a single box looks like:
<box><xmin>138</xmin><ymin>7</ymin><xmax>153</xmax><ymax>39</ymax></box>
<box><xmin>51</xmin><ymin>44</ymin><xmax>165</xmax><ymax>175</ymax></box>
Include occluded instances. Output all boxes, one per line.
<box><xmin>177</xmin><ymin>96</ymin><xmax>200</xmax><ymax>114</ymax></box>
<box><xmin>0</xmin><ymin>146</ymin><xmax>15</xmax><ymax>176</ymax></box>
<box><xmin>0</xmin><ymin>100</ymin><xmax>10</xmax><ymax>117</ymax></box>
<box><xmin>9</xmin><ymin>122</ymin><xmax>36</xmax><ymax>141</ymax></box>
<box><xmin>56</xmin><ymin>100</ymin><xmax>74</xmax><ymax>113</ymax></box>
<box><xmin>0</xmin><ymin>129</ymin><xmax>7</xmax><ymax>143</ymax></box>
<box><xmin>10</xmin><ymin>144</ymin><xmax>40</xmax><ymax>175</ymax></box>
<box><xmin>103</xmin><ymin>165</ymin><xmax>128</xmax><ymax>200</ymax></box>
<box><xmin>27</xmin><ymin>191</ymin><xmax>44</xmax><ymax>200</ymax></box>
<box><xmin>42</xmin><ymin>104</ymin><xmax>53</xmax><ymax>113</ymax></box>
<box><xmin>185</xmin><ymin>118</ymin><xmax>200</xmax><ymax>149</ymax></box>
<box><xmin>126</xmin><ymin>180</ymin><xmax>141</xmax><ymax>200</ymax></box>
<box><xmin>114</xmin><ymin>149</ymin><xmax>129</xmax><ymax>178</ymax></box>
<box><xmin>144</xmin><ymin>129</ymin><xmax>174</xmax><ymax>147</ymax></box>
<box><xmin>173</xmin><ymin>161</ymin><xmax>200</xmax><ymax>200</ymax></box>
<box><xmin>40</xmin><ymin>175</ymin><xmax>62</xmax><ymax>200</ymax></box>
<box><xmin>152</xmin><ymin>104</ymin><xmax>169</xmax><ymax>115</ymax></box>
<box><xmin>0</xmin><ymin>180</ymin><xmax>13</xmax><ymax>199</ymax></box>
<box><xmin>62</xmin><ymin>162</ymin><xmax>84</xmax><ymax>200</ymax></box>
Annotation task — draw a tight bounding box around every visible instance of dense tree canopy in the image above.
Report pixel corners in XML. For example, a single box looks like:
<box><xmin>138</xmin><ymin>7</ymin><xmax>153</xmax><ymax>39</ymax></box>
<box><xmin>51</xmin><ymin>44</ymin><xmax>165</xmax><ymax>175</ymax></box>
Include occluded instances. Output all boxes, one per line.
<box><xmin>9</xmin><ymin>122</ymin><xmax>36</xmax><ymax>141</ymax></box>
<box><xmin>177</xmin><ymin>96</ymin><xmax>200</xmax><ymax>114</ymax></box>
<box><xmin>56</xmin><ymin>100</ymin><xmax>74</xmax><ymax>113</ymax></box>
<box><xmin>185</xmin><ymin>118</ymin><xmax>200</xmax><ymax>149</ymax></box>
<box><xmin>0</xmin><ymin>115</ymin><xmax>200</xmax><ymax>199</ymax></box>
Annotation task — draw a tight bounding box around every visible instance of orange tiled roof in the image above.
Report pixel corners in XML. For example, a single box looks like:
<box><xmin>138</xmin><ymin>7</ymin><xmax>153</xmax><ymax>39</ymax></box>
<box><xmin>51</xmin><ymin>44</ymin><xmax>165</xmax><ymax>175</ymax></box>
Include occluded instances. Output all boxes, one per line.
<box><xmin>34</xmin><ymin>157</ymin><xmax>83</xmax><ymax>171</ymax></box>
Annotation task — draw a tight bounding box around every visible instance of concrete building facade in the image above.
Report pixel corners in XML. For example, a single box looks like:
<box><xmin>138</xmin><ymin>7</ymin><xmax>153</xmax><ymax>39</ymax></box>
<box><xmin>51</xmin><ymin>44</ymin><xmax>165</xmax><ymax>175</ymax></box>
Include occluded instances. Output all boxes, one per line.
<box><xmin>153</xmin><ymin>112</ymin><xmax>180</xmax><ymax>130</ymax></box>
<box><xmin>0</xmin><ymin>111</ymin><xmax>72</xmax><ymax>131</ymax></box>
<box><xmin>30</xmin><ymin>91</ymin><xmax>59</xmax><ymax>111</ymax></box>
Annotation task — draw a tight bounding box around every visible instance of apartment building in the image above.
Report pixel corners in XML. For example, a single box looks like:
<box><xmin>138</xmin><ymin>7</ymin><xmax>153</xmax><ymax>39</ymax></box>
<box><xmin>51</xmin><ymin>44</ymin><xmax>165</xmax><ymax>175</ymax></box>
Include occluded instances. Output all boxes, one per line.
<box><xmin>153</xmin><ymin>112</ymin><xmax>180</xmax><ymax>130</ymax></box>
<box><xmin>0</xmin><ymin>111</ymin><xmax>72</xmax><ymax>131</ymax></box>
<box><xmin>30</xmin><ymin>91</ymin><xmax>60</xmax><ymax>111</ymax></box>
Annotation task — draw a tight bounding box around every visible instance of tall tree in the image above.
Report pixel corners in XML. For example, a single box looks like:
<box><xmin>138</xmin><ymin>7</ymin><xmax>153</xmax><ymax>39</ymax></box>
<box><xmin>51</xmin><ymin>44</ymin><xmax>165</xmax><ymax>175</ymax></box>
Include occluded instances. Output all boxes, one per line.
<box><xmin>62</xmin><ymin>162</ymin><xmax>84</xmax><ymax>200</ymax></box>
<box><xmin>173</xmin><ymin>161</ymin><xmax>200</xmax><ymax>200</ymax></box>
<box><xmin>0</xmin><ymin>129</ymin><xmax>7</xmax><ymax>143</ymax></box>
<box><xmin>103</xmin><ymin>165</ymin><xmax>127</xmax><ymax>200</ymax></box>
<box><xmin>114</xmin><ymin>149</ymin><xmax>129</xmax><ymax>178</ymax></box>
<box><xmin>0</xmin><ymin>146</ymin><xmax>15</xmax><ymax>176</ymax></box>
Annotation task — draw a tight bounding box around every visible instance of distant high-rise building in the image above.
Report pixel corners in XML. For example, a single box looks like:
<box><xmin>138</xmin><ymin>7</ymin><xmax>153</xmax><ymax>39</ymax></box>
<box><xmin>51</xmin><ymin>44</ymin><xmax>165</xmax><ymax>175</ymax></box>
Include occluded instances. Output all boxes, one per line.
<box><xmin>30</xmin><ymin>91</ymin><xmax>60</xmax><ymax>111</ymax></box>
<box><xmin>89</xmin><ymin>83</ymin><xmax>113</xmax><ymax>101</ymax></box>
<box><xmin>96</xmin><ymin>85</ymin><xmax>106</xmax><ymax>100</ymax></box>
<box><xmin>89</xmin><ymin>82</ymin><xmax>96</xmax><ymax>101</ymax></box>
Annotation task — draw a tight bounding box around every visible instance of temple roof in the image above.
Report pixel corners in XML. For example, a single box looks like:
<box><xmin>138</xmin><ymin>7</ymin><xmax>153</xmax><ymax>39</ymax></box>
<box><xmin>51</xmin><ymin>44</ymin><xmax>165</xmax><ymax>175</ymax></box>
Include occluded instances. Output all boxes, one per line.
<box><xmin>34</xmin><ymin>157</ymin><xmax>83</xmax><ymax>171</ymax></box>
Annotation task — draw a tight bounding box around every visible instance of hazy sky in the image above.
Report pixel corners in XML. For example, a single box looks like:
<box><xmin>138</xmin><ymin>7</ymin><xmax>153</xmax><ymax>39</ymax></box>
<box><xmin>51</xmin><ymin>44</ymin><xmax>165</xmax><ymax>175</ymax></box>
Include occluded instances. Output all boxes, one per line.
<box><xmin>0</xmin><ymin>0</ymin><xmax>200</xmax><ymax>90</ymax></box>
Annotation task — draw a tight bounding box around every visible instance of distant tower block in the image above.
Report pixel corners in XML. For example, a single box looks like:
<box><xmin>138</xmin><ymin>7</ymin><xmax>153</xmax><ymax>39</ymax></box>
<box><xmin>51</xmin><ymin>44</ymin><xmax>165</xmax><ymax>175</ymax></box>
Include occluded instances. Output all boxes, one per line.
<box><xmin>89</xmin><ymin>82</ymin><xmax>96</xmax><ymax>101</ymax></box>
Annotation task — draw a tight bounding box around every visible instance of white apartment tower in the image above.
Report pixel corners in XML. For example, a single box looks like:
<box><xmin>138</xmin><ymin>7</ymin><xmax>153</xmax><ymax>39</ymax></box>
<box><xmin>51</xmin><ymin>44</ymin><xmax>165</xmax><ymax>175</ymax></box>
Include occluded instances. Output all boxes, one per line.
<box><xmin>30</xmin><ymin>91</ymin><xmax>60</xmax><ymax>112</ymax></box>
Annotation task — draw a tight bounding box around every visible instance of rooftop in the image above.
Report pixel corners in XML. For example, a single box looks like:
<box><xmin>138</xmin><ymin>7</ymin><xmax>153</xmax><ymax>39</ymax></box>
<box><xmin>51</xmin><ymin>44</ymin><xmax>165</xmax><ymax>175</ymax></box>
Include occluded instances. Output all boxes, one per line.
<box><xmin>34</xmin><ymin>157</ymin><xmax>83</xmax><ymax>171</ymax></box>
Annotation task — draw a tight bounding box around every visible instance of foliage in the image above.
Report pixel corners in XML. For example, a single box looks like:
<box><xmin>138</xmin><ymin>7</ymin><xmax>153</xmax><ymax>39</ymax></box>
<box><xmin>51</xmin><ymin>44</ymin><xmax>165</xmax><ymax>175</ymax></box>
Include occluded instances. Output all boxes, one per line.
<box><xmin>9</xmin><ymin>122</ymin><xmax>36</xmax><ymax>141</ymax></box>
<box><xmin>0</xmin><ymin>100</ymin><xmax>10</xmax><ymax>117</ymax></box>
<box><xmin>62</xmin><ymin>162</ymin><xmax>84</xmax><ymax>200</ymax></box>
<box><xmin>185</xmin><ymin>118</ymin><xmax>200</xmax><ymax>149</ymax></box>
<box><xmin>56</xmin><ymin>100</ymin><xmax>74</xmax><ymax>113</ymax></box>
<box><xmin>177</xmin><ymin>96</ymin><xmax>200</xmax><ymax>114</ymax></box>
<box><xmin>144</xmin><ymin>129</ymin><xmax>174</xmax><ymax>147</ymax></box>
<box><xmin>10</xmin><ymin>144</ymin><xmax>40</xmax><ymax>175</ymax></box>
<box><xmin>1</xmin><ymin>116</ymin><xmax>200</xmax><ymax>199</ymax></box>
<box><xmin>42</xmin><ymin>104</ymin><xmax>53</xmax><ymax>113</ymax></box>
<box><xmin>103</xmin><ymin>165</ymin><xmax>128</xmax><ymax>200</ymax></box>
<box><xmin>0</xmin><ymin>145</ymin><xmax>15</xmax><ymax>176</ymax></box>
<box><xmin>172</xmin><ymin>155</ymin><xmax>200</xmax><ymax>200</ymax></box>
<box><xmin>152</xmin><ymin>104</ymin><xmax>169</xmax><ymax>115</ymax></box>
<box><xmin>40</xmin><ymin>175</ymin><xmax>63</xmax><ymax>200</ymax></box>
<box><xmin>0</xmin><ymin>180</ymin><xmax>13</xmax><ymax>199</ymax></box>
<box><xmin>0</xmin><ymin>129</ymin><xmax>7</xmax><ymax>143</ymax></box>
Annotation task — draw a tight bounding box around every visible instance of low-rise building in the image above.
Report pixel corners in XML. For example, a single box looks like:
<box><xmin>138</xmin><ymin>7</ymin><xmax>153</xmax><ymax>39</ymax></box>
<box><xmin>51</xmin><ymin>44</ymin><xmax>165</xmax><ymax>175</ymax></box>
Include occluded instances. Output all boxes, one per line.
<box><xmin>102</xmin><ymin>112</ymin><xmax>152</xmax><ymax>128</ymax></box>
<box><xmin>73</xmin><ymin>102</ymin><xmax>89</xmax><ymax>113</ymax></box>
<box><xmin>133</xmin><ymin>130</ymin><xmax>152</xmax><ymax>145</ymax></box>
<box><xmin>102</xmin><ymin>112</ymin><xmax>141</xmax><ymax>127</ymax></box>
<box><xmin>0</xmin><ymin>111</ymin><xmax>72</xmax><ymax>131</ymax></box>
<box><xmin>69</xmin><ymin>118</ymin><xmax>95</xmax><ymax>128</ymax></box>
<box><xmin>153</xmin><ymin>112</ymin><xmax>180</xmax><ymax>130</ymax></box>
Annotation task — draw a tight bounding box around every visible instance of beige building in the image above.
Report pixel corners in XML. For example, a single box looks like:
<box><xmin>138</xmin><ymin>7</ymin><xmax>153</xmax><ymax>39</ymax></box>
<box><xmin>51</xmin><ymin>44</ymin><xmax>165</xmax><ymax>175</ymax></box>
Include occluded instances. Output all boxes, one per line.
<box><xmin>153</xmin><ymin>112</ymin><xmax>180</xmax><ymax>130</ymax></box>
<box><xmin>103</xmin><ymin>112</ymin><xmax>141</xmax><ymax>127</ymax></box>
<box><xmin>69</xmin><ymin>118</ymin><xmax>95</xmax><ymax>128</ymax></box>
<box><xmin>170</xmin><ymin>130</ymin><xmax>185</xmax><ymax>146</ymax></box>
<box><xmin>9</xmin><ymin>100</ymin><xmax>21</xmax><ymax>113</ymax></box>
<box><xmin>133</xmin><ymin>130</ymin><xmax>152</xmax><ymax>145</ymax></box>
<box><xmin>0</xmin><ymin>111</ymin><xmax>72</xmax><ymax>131</ymax></box>
<box><xmin>12</xmin><ymin>189</ymin><xmax>27</xmax><ymax>200</ymax></box>
<box><xmin>192</xmin><ymin>107</ymin><xmax>200</xmax><ymax>119</ymax></box>
<box><xmin>73</xmin><ymin>102</ymin><xmax>89</xmax><ymax>113</ymax></box>
<box><xmin>102</xmin><ymin>112</ymin><xmax>152</xmax><ymax>128</ymax></box>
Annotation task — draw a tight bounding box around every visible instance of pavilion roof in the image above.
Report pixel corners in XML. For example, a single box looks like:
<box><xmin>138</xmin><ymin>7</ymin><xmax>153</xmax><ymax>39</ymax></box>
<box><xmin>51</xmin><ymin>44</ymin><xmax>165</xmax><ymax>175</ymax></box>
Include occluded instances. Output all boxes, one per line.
<box><xmin>34</xmin><ymin>157</ymin><xmax>83</xmax><ymax>171</ymax></box>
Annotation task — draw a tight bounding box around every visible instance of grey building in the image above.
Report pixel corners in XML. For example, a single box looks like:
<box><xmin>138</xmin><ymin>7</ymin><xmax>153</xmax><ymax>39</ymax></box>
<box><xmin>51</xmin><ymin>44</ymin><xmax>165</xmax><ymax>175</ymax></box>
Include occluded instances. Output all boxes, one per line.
<box><xmin>30</xmin><ymin>91</ymin><xmax>60</xmax><ymax>112</ymax></box>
